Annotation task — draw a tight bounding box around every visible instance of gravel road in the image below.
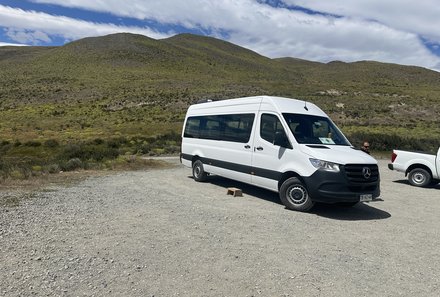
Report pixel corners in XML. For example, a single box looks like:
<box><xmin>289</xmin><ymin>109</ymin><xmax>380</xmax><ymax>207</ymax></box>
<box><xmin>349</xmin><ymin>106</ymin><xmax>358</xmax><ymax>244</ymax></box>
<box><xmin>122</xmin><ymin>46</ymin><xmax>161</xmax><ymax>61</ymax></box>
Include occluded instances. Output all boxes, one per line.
<box><xmin>1</xmin><ymin>158</ymin><xmax>439</xmax><ymax>297</ymax></box>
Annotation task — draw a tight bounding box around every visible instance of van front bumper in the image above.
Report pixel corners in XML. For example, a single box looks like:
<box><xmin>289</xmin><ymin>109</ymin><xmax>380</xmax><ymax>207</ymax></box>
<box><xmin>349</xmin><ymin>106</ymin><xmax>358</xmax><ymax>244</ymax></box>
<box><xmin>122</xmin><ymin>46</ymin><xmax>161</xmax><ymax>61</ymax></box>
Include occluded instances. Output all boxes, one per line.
<box><xmin>303</xmin><ymin>166</ymin><xmax>380</xmax><ymax>204</ymax></box>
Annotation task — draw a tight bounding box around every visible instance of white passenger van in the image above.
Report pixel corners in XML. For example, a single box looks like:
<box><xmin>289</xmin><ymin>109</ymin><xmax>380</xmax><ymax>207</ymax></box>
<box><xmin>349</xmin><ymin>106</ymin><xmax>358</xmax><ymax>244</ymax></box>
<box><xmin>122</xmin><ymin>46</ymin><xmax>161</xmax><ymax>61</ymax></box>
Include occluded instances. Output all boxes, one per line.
<box><xmin>180</xmin><ymin>96</ymin><xmax>380</xmax><ymax>211</ymax></box>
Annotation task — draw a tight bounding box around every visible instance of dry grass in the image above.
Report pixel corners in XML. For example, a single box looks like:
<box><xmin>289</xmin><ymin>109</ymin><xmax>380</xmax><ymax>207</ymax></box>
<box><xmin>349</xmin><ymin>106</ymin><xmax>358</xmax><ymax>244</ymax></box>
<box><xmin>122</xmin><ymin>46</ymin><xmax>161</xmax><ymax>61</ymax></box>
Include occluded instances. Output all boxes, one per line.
<box><xmin>0</xmin><ymin>156</ymin><xmax>174</xmax><ymax>193</ymax></box>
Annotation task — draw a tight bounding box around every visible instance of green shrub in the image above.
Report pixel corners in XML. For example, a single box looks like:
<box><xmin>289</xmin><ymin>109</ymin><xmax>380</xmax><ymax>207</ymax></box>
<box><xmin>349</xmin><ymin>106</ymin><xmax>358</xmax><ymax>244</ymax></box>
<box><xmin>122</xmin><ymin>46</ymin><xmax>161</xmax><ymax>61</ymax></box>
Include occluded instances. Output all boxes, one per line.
<box><xmin>10</xmin><ymin>169</ymin><xmax>25</xmax><ymax>179</ymax></box>
<box><xmin>63</xmin><ymin>158</ymin><xmax>83</xmax><ymax>171</ymax></box>
<box><xmin>93</xmin><ymin>138</ymin><xmax>104</xmax><ymax>145</ymax></box>
<box><xmin>62</xmin><ymin>143</ymin><xmax>82</xmax><ymax>159</ymax></box>
<box><xmin>137</xmin><ymin>143</ymin><xmax>151</xmax><ymax>154</ymax></box>
<box><xmin>47</xmin><ymin>164</ymin><xmax>60</xmax><ymax>174</ymax></box>
<box><xmin>107</xmin><ymin>137</ymin><xmax>128</xmax><ymax>148</ymax></box>
<box><xmin>164</xmin><ymin>145</ymin><xmax>179</xmax><ymax>154</ymax></box>
<box><xmin>32</xmin><ymin>165</ymin><xmax>43</xmax><ymax>172</ymax></box>
<box><xmin>346</xmin><ymin>131</ymin><xmax>438</xmax><ymax>153</ymax></box>
<box><xmin>24</xmin><ymin>140</ymin><xmax>42</xmax><ymax>147</ymax></box>
<box><xmin>44</xmin><ymin>139</ymin><xmax>59</xmax><ymax>147</ymax></box>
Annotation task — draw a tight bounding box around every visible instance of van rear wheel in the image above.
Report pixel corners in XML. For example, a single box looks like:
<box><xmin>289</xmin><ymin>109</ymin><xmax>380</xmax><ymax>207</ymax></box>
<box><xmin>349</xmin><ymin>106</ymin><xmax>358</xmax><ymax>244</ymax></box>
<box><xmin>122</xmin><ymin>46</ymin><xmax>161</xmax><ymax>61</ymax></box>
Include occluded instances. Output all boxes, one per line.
<box><xmin>192</xmin><ymin>160</ymin><xmax>208</xmax><ymax>182</ymax></box>
<box><xmin>280</xmin><ymin>177</ymin><xmax>314</xmax><ymax>212</ymax></box>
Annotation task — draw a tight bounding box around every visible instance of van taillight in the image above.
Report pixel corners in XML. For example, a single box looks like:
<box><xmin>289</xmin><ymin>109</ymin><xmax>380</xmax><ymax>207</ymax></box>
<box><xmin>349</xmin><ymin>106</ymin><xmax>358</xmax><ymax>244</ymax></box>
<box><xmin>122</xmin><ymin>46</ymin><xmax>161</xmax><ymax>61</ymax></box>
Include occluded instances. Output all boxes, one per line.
<box><xmin>391</xmin><ymin>152</ymin><xmax>397</xmax><ymax>163</ymax></box>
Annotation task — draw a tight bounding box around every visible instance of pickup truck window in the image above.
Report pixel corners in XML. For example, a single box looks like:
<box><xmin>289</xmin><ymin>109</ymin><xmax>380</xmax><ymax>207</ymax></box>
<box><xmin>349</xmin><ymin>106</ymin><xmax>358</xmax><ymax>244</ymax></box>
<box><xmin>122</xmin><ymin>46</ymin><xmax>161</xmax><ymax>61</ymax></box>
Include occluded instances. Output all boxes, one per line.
<box><xmin>283</xmin><ymin>113</ymin><xmax>351</xmax><ymax>146</ymax></box>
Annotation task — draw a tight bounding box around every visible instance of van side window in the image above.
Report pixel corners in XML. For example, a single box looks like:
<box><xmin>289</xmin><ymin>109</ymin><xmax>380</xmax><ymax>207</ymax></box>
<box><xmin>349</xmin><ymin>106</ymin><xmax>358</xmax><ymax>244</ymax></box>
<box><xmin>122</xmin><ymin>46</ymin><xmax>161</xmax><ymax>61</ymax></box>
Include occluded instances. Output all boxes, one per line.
<box><xmin>223</xmin><ymin>114</ymin><xmax>255</xmax><ymax>143</ymax></box>
<box><xmin>201</xmin><ymin>116</ymin><xmax>221</xmax><ymax>140</ymax></box>
<box><xmin>260</xmin><ymin>114</ymin><xmax>289</xmax><ymax>147</ymax></box>
<box><xmin>183</xmin><ymin>114</ymin><xmax>255</xmax><ymax>143</ymax></box>
<box><xmin>184</xmin><ymin>118</ymin><xmax>201</xmax><ymax>138</ymax></box>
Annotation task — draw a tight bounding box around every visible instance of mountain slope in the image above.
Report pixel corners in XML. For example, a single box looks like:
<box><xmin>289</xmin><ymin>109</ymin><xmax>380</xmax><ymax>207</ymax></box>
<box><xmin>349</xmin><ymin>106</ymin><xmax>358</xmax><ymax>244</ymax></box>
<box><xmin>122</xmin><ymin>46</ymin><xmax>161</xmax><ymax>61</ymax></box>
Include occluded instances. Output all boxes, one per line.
<box><xmin>0</xmin><ymin>32</ymin><xmax>439</xmax><ymax>151</ymax></box>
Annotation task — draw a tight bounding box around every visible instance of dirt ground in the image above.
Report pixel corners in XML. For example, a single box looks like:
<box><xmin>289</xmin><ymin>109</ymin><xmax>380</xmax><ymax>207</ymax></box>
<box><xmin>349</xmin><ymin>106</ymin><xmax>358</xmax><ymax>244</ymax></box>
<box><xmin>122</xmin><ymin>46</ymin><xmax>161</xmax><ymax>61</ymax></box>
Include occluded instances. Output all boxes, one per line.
<box><xmin>1</xmin><ymin>158</ymin><xmax>439</xmax><ymax>297</ymax></box>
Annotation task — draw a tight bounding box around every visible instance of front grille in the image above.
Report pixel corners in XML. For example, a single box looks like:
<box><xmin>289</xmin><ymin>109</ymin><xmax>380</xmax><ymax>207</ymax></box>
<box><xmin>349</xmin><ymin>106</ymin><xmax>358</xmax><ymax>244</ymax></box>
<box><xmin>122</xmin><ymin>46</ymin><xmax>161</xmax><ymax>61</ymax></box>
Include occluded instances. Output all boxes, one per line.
<box><xmin>348</xmin><ymin>185</ymin><xmax>378</xmax><ymax>192</ymax></box>
<box><xmin>344</xmin><ymin>164</ymin><xmax>379</xmax><ymax>183</ymax></box>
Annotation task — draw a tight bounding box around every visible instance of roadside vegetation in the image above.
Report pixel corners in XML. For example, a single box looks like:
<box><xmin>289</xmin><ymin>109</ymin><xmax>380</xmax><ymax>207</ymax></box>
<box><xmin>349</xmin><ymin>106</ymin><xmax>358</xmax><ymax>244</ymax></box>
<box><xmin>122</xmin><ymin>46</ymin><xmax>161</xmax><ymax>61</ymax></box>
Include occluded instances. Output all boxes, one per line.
<box><xmin>1</xmin><ymin>33</ymin><xmax>439</xmax><ymax>181</ymax></box>
<box><xmin>0</xmin><ymin>132</ymin><xmax>180</xmax><ymax>182</ymax></box>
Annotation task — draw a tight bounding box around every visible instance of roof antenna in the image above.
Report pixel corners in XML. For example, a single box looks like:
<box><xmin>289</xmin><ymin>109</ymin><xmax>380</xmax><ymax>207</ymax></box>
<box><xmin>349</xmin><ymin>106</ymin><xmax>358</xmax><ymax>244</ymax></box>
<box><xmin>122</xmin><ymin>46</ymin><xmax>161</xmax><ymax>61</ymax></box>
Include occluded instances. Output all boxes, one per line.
<box><xmin>304</xmin><ymin>101</ymin><xmax>308</xmax><ymax>111</ymax></box>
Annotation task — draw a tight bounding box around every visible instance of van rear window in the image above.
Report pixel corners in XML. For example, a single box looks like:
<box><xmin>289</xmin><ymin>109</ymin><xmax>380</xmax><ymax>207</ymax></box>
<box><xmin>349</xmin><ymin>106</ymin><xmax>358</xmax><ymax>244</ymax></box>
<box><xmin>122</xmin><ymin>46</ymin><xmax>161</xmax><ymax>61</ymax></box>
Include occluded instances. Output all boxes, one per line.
<box><xmin>184</xmin><ymin>114</ymin><xmax>255</xmax><ymax>143</ymax></box>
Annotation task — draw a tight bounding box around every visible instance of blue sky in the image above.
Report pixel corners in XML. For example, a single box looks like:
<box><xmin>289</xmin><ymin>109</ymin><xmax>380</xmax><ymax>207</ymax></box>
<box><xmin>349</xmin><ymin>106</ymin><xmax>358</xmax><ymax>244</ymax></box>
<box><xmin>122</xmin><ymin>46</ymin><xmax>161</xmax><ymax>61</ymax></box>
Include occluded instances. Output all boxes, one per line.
<box><xmin>1</xmin><ymin>0</ymin><xmax>439</xmax><ymax>70</ymax></box>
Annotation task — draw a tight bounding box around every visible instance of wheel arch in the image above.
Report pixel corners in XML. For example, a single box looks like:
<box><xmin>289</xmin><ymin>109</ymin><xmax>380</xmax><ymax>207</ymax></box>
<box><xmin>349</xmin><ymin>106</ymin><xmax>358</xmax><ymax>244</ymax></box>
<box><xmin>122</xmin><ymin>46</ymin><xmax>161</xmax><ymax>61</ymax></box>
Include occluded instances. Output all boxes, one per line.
<box><xmin>190</xmin><ymin>152</ymin><xmax>206</xmax><ymax>165</ymax></box>
<box><xmin>191</xmin><ymin>155</ymin><xmax>201</xmax><ymax>164</ymax></box>
<box><xmin>278</xmin><ymin>171</ymin><xmax>304</xmax><ymax>190</ymax></box>
<box><xmin>406</xmin><ymin>164</ymin><xmax>433</xmax><ymax>178</ymax></box>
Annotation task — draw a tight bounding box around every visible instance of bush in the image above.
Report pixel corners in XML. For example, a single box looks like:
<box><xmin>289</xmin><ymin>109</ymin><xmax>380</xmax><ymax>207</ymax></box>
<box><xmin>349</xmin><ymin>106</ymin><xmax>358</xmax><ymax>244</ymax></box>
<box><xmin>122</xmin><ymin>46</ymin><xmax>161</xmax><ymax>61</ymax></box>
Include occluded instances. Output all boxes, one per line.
<box><xmin>63</xmin><ymin>158</ymin><xmax>83</xmax><ymax>171</ymax></box>
<box><xmin>93</xmin><ymin>138</ymin><xmax>104</xmax><ymax>145</ymax></box>
<box><xmin>164</xmin><ymin>145</ymin><xmax>179</xmax><ymax>154</ymax></box>
<box><xmin>24</xmin><ymin>140</ymin><xmax>42</xmax><ymax>147</ymax></box>
<box><xmin>32</xmin><ymin>165</ymin><xmax>42</xmax><ymax>172</ymax></box>
<box><xmin>10</xmin><ymin>169</ymin><xmax>25</xmax><ymax>179</ymax></box>
<box><xmin>107</xmin><ymin>137</ymin><xmax>128</xmax><ymax>148</ymax></box>
<box><xmin>44</xmin><ymin>139</ymin><xmax>59</xmax><ymax>147</ymax></box>
<box><xmin>137</xmin><ymin>143</ymin><xmax>151</xmax><ymax>154</ymax></box>
<box><xmin>62</xmin><ymin>143</ymin><xmax>82</xmax><ymax>159</ymax></box>
<box><xmin>47</xmin><ymin>164</ymin><xmax>60</xmax><ymax>174</ymax></box>
<box><xmin>8</xmin><ymin>167</ymin><xmax>32</xmax><ymax>179</ymax></box>
<box><xmin>346</xmin><ymin>131</ymin><xmax>438</xmax><ymax>153</ymax></box>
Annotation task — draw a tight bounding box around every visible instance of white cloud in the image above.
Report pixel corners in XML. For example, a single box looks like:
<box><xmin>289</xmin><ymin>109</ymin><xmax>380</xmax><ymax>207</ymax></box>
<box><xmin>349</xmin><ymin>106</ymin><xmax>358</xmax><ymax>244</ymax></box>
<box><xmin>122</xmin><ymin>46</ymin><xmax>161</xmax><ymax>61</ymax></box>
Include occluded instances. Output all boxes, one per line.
<box><xmin>5</xmin><ymin>28</ymin><xmax>51</xmax><ymax>44</ymax></box>
<box><xmin>0</xmin><ymin>5</ymin><xmax>171</xmax><ymax>45</ymax></box>
<box><xmin>283</xmin><ymin>0</ymin><xmax>440</xmax><ymax>44</ymax></box>
<box><xmin>0</xmin><ymin>42</ymin><xmax>28</xmax><ymax>47</ymax></box>
<box><xmin>7</xmin><ymin>1</ymin><xmax>440</xmax><ymax>70</ymax></box>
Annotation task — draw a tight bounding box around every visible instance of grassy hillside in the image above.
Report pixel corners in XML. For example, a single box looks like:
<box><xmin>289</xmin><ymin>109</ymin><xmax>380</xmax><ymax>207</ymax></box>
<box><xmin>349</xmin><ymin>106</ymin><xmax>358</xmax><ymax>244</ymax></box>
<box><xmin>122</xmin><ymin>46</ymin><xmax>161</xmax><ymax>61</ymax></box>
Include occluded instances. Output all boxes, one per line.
<box><xmin>0</xmin><ymin>33</ymin><xmax>439</xmax><ymax>178</ymax></box>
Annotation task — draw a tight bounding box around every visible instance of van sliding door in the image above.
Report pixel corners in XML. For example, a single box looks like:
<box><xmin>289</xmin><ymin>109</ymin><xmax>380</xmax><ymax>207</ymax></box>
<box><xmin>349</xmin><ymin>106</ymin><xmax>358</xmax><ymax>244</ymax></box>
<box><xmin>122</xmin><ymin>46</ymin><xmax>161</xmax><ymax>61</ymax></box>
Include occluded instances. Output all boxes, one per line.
<box><xmin>197</xmin><ymin>113</ymin><xmax>255</xmax><ymax>184</ymax></box>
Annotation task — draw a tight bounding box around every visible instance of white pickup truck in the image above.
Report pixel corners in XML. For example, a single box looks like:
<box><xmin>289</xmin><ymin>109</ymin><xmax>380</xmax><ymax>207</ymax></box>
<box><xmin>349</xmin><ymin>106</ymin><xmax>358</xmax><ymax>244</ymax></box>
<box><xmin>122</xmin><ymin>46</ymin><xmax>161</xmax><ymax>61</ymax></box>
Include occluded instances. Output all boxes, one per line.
<box><xmin>388</xmin><ymin>147</ymin><xmax>440</xmax><ymax>187</ymax></box>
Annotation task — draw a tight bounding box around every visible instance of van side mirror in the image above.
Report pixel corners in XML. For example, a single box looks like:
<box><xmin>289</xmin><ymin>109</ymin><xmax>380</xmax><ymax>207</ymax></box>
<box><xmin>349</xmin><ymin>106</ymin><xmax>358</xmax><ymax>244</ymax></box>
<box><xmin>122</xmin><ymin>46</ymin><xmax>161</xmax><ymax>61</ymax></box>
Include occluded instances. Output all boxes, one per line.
<box><xmin>274</xmin><ymin>131</ymin><xmax>292</xmax><ymax>149</ymax></box>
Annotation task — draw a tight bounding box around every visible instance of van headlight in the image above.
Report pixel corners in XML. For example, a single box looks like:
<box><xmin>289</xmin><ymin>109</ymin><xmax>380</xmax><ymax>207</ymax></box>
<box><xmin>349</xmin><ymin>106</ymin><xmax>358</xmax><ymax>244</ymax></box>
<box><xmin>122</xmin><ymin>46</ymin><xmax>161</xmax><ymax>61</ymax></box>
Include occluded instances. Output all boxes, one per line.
<box><xmin>309</xmin><ymin>158</ymin><xmax>340</xmax><ymax>172</ymax></box>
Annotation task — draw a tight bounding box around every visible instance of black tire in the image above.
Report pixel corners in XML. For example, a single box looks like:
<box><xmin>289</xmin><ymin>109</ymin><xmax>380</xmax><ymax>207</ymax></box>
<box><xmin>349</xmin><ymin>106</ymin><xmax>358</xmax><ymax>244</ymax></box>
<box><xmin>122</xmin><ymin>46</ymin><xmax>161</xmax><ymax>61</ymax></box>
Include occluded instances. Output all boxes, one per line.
<box><xmin>408</xmin><ymin>168</ymin><xmax>431</xmax><ymax>187</ymax></box>
<box><xmin>279</xmin><ymin>177</ymin><xmax>314</xmax><ymax>212</ymax></box>
<box><xmin>192</xmin><ymin>160</ymin><xmax>208</xmax><ymax>182</ymax></box>
<box><xmin>430</xmin><ymin>179</ymin><xmax>440</xmax><ymax>186</ymax></box>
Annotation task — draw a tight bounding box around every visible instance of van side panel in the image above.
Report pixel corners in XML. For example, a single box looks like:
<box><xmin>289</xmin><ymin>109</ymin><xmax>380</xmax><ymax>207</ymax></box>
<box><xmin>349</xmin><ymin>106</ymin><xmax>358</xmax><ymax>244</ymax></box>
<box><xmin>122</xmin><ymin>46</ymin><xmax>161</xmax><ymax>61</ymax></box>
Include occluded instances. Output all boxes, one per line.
<box><xmin>182</xmin><ymin>137</ymin><xmax>254</xmax><ymax>184</ymax></box>
<box><xmin>181</xmin><ymin>98</ymin><xmax>262</xmax><ymax>184</ymax></box>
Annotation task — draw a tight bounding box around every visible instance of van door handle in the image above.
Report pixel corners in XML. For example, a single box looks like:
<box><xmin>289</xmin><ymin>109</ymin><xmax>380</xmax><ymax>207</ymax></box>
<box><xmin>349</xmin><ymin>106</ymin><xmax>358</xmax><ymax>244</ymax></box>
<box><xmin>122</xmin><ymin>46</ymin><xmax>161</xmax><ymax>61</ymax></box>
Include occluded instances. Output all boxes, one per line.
<box><xmin>256</xmin><ymin>146</ymin><xmax>264</xmax><ymax>151</ymax></box>
<box><xmin>244</xmin><ymin>145</ymin><xmax>251</xmax><ymax>149</ymax></box>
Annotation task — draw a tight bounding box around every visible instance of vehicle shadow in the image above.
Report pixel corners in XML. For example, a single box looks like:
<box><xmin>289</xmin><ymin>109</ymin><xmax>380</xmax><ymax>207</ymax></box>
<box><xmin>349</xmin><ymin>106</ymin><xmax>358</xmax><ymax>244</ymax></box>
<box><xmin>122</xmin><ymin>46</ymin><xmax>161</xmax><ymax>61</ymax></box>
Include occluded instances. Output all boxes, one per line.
<box><xmin>191</xmin><ymin>175</ymin><xmax>391</xmax><ymax>220</ymax></box>
<box><xmin>311</xmin><ymin>202</ymin><xmax>391</xmax><ymax>221</ymax></box>
<box><xmin>393</xmin><ymin>179</ymin><xmax>440</xmax><ymax>189</ymax></box>
<box><xmin>199</xmin><ymin>175</ymin><xmax>282</xmax><ymax>205</ymax></box>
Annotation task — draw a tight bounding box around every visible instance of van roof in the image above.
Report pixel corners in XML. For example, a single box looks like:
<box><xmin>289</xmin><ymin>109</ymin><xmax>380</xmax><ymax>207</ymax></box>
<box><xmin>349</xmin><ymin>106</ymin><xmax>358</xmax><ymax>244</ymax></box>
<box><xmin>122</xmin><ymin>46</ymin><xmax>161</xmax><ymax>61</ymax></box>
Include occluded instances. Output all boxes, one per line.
<box><xmin>188</xmin><ymin>95</ymin><xmax>327</xmax><ymax>117</ymax></box>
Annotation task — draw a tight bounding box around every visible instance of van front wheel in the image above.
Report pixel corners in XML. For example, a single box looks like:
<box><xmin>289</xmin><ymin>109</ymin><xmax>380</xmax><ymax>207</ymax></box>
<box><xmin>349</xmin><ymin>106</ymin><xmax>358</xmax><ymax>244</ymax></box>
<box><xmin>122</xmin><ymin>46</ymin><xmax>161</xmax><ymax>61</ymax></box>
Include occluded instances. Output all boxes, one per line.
<box><xmin>280</xmin><ymin>177</ymin><xmax>314</xmax><ymax>212</ymax></box>
<box><xmin>192</xmin><ymin>160</ymin><xmax>208</xmax><ymax>182</ymax></box>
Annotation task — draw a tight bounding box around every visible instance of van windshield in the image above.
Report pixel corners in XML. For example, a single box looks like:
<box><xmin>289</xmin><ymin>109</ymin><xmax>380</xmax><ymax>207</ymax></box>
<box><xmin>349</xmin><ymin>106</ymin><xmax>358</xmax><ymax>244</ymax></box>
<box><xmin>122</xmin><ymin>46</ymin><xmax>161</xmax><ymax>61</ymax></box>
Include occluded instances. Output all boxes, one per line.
<box><xmin>283</xmin><ymin>113</ymin><xmax>351</xmax><ymax>146</ymax></box>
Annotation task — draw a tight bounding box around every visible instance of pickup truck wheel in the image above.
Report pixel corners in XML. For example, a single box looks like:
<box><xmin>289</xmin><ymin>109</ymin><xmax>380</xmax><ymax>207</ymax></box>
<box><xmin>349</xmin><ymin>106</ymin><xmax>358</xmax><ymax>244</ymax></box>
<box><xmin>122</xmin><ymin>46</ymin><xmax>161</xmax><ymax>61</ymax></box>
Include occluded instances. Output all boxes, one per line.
<box><xmin>408</xmin><ymin>168</ymin><xmax>431</xmax><ymax>187</ymax></box>
<box><xmin>192</xmin><ymin>160</ymin><xmax>208</xmax><ymax>182</ymax></box>
<box><xmin>280</xmin><ymin>177</ymin><xmax>314</xmax><ymax>212</ymax></box>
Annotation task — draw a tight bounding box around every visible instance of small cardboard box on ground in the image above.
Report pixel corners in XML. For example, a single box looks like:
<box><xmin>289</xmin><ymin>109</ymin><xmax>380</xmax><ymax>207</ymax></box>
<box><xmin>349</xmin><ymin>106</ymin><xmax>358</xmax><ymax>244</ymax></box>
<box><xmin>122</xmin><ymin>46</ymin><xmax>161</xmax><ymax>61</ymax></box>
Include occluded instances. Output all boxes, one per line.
<box><xmin>227</xmin><ymin>187</ymin><xmax>242</xmax><ymax>197</ymax></box>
